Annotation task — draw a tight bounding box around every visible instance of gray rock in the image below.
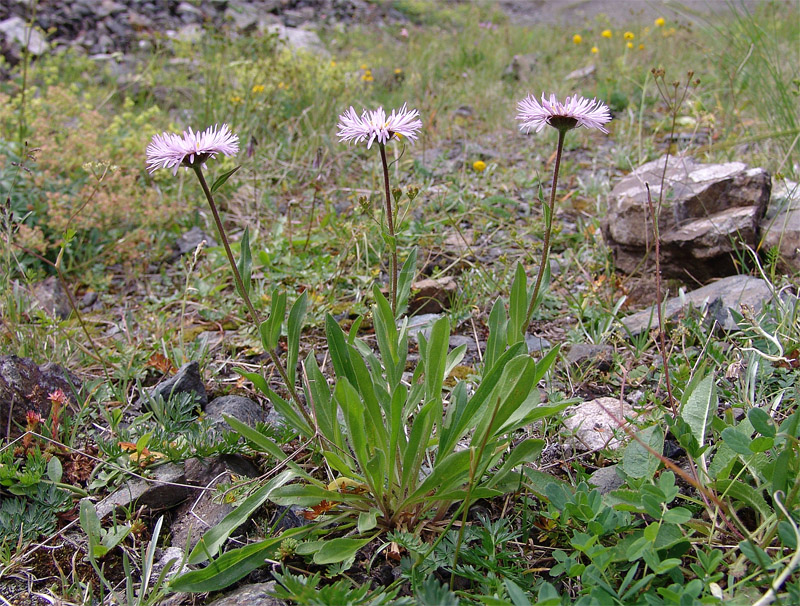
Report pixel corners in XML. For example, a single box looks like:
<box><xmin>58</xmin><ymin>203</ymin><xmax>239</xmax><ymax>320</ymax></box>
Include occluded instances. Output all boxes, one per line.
<box><xmin>525</xmin><ymin>335</ymin><xmax>551</xmax><ymax>352</ymax></box>
<box><xmin>449</xmin><ymin>335</ymin><xmax>478</xmax><ymax>351</ymax></box>
<box><xmin>266</xmin><ymin>24</ymin><xmax>327</xmax><ymax>55</ymax></box>
<box><xmin>603</xmin><ymin>156</ymin><xmax>770</xmax><ymax>279</ymax></box>
<box><xmin>140</xmin><ymin>361</ymin><xmax>207</xmax><ymax>408</ymax></box>
<box><xmin>502</xmin><ymin>53</ymin><xmax>537</xmax><ymax>82</ymax></box>
<box><xmin>588</xmin><ymin>465</ymin><xmax>624</xmax><ymax>494</ymax></box>
<box><xmin>566</xmin><ymin>343</ymin><xmax>613</xmax><ymax>371</ymax></box>
<box><xmin>205</xmin><ymin>395</ymin><xmax>269</xmax><ymax>435</ymax></box>
<box><xmin>565</xmin><ymin>64</ymin><xmax>596</xmax><ymax>81</ymax></box>
<box><xmin>225</xmin><ymin>1</ymin><xmax>262</xmax><ymax>33</ymax></box>
<box><xmin>0</xmin><ymin>16</ymin><xmax>48</xmax><ymax>57</ymax></box>
<box><xmin>170</xmin><ymin>23</ymin><xmax>204</xmax><ymax>44</ymax></box>
<box><xmin>207</xmin><ymin>582</ymin><xmax>285</xmax><ymax>606</ymax></box>
<box><xmin>80</xmin><ymin>290</ymin><xmax>98</xmax><ymax>309</ymax></box>
<box><xmin>406</xmin><ymin>313</ymin><xmax>443</xmax><ymax>341</ymax></box>
<box><xmin>94</xmin><ymin>463</ymin><xmax>190</xmax><ymax>519</ymax></box>
<box><xmin>759</xmin><ymin>179</ymin><xmax>800</xmax><ymax>273</ymax></box>
<box><xmin>0</xmin><ymin>355</ymin><xmax>81</xmax><ymax>439</ymax></box>
<box><xmin>563</xmin><ymin>397</ymin><xmax>636</xmax><ymax>452</ymax></box>
<box><xmin>179</xmin><ymin>463</ymin><xmax>256</xmax><ymax>556</ymax></box>
<box><xmin>409</xmin><ymin>276</ymin><xmax>457</xmax><ymax>314</ymax></box>
<box><xmin>30</xmin><ymin>275</ymin><xmax>72</xmax><ymax>319</ymax></box>
<box><xmin>621</xmin><ymin>274</ymin><xmax>774</xmax><ymax>335</ymax></box>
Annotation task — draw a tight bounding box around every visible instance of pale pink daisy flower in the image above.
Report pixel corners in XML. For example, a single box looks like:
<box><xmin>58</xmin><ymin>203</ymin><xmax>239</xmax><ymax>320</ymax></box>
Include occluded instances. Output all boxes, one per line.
<box><xmin>516</xmin><ymin>93</ymin><xmax>611</xmax><ymax>134</ymax></box>
<box><xmin>337</xmin><ymin>103</ymin><xmax>422</xmax><ymax>149</ymax></box>
<box><xmin>146</xmin><ymin>124</ymin><xmax>239</xmax><ymax>175</ymax></box>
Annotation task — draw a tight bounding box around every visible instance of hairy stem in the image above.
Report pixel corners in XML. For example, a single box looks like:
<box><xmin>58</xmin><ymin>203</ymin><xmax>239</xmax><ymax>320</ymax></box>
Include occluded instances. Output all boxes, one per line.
<box><xmin>524</xmin><ymin>127</ymin><xmax>566</xmax><ymax>332</ymax></box>
<box><xmin>379</xmin><ymin>143</ymin><xmax>398</xmax><ymax>316</ymax></box>
<box><xmin>193</xmin><ymin>164</ymin><xmax>303</xmax><ymax>409</ymax></box>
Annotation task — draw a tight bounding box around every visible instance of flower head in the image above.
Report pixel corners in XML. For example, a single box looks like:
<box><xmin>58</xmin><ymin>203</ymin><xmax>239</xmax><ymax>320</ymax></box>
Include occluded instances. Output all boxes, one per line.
<box><xmin>572</xmin><ymin>34</ymin><xmax>582</xmax><ymax>44</ymax></box>
<box><xmin>655</xmin><ymin>17</ymin><xmax>666</xmax><ymax>27</ymax></box>
<box><xmin>146</xmin><ymin>124</ymin><xmax>239</xmax><ymax>175</ymax></box>
<box><xmin>473</xmin><ymin>160</ymin><xmax>487</xmax><ymax>172</ymax></box>
<box><xmin>601</xmin><ymin>29</ymin><xmax>612</xmax><ymax>38</ymax></box>
<box><xmin>337</xmin><ymin>104</ymin><xmax>422</xmax><ymax>149</ymax></box>
<box><xmin>624</xmin><ymin>31</ymin><xmax>635</xmax><ymax>40</ymax></box>
<box><xmin>591</xmin><ymin>46</ymin><xmax>599</xmax><ymax>54</ymax></box>
<box><xmin>516</xmin><ymin>93</ymin><xmax>612</xmax><ymax>134</ymax></box>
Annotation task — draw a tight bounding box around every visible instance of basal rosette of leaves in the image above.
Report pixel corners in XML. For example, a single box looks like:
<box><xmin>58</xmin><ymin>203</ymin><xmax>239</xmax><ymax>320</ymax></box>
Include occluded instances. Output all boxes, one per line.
<box><xmin>170</xmin><ymin>255</ymin><xmax>568</xmax><ymax>591</ymax></box>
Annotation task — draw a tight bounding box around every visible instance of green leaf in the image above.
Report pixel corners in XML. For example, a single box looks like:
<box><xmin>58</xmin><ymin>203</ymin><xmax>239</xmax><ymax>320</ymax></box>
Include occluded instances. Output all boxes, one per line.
<box><xmin>424</xmin><ymin>316</ymin><xmax>450</xmax><ymax>413</ymax></box>
<box><xmin>357</xmin><ymin>509</ymin><xmax>379</xmax><ymax>533</ymax></box>
<box><xmin>286</xmin><ymin>291</ymin><xmax>308</xmax><ymax>387</ymax></box>
<box><xmin>714</xmin><ymin>479</ymin><xmax>771</xmax><ymax>520</ymax></box>
<box><xmin>235</xmin><ymin>227</ymin><xmax>252</xmax><ymax>300</ymax></box>
<box><xmin>396</xmin><ymin>247</ymin><xmax>417</xmax><ymax>318</ymax></box>
<box><xmin>721</xmin><ymin>427</ymin><xmax>754</xmax><ymax>455</ymax></box>
<box><xmin>748</xmin><ymin>408</ymin><xmax>776</xmax><ymax>437</ymax></box>
<box><xmin>507</xmin><ymin>262</ymin><xmax>527</xmax><ymax>345</ymax></box>
<box><xmin>680</xmin><ymin>372</ymin><xmax>716</xmax><ymax>449</ymax></box>
<box><xmin>210</xmin><ymin>165</ymin><xmax>241</xmax><ymax>194</ymax></box>
<box><xmin>484</xmin><ymin>298</ymin><xmax>507</xmax><ymax>373</ymax></box>
<box><xmin>662</xmin><ymin>507</ymin><xmax>692</xmax><ymax>525</ymax></box>
<box><xmin>622</xmin><ymin>425</ymin><xmax>664</xmax><ymax>479</ymax></box>
<box><xmin>505</xmin><ymin>578</ymin><xmax>532</xmax><ymax>606</ymax></box>
<box><xmin>486</xmin><ymin>438</ymin><xmax>544</xmax><ymax>488</ymax></box>
<box><xmin>305</xmin><ymin>354</ymin><xmax>338</xmax><ymax>447</ymax></box>
<box><xmin>749</xmin><ymin>436</ymin><xmax>774</xmax><ymax>453</ymax></box>
<box><xmin>326</xmin><ymin>314</ymin><xmax>357</xmax><ymax>386</ymax></box>
<box><xmin>313</xmin><ymin>536</ymin><xmax>374</xmax><ymax>565</ymax></box>
<box><xmin>188</xmin><ymin>470</ymin><xmax>295</xmax><ymax>565</ymax></box>
<box><xmin>268</xmin><ymin>483</ymin><xmax>367</xmax><ymax>507</ymax></box>
<box><xmin>438</xmin><ymin>345</ymin><xmax>526</xmax><ymax>457</ymax></box>
<box><xmin>171</xmin><ymin>528</ymin><xmax>307</xmax><ymax>593</ymax></box>
<box><xmin>223</xmin><ymin>414</ymin><xmax>287</xmax><ymax>461</ymax></box>
<box><xmin>47</xmin><ymin>456</ymin><xmax>63</xmax><ymax>483</ymax></box>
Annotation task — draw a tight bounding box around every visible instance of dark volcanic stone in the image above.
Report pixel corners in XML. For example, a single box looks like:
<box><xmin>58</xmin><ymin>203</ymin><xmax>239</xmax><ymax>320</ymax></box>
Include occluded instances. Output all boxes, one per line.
<box><xmin>0</xmin><ymin>356</ymin><xmax>82</xmax><ymax>439</ymax></box>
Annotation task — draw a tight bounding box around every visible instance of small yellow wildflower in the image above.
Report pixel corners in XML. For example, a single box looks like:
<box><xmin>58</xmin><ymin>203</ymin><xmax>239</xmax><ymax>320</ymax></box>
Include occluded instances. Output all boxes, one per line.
<box><xmin>601</xmin><ymin>29</ymin><xmax>612</xmax><ymax>38</ymax></box>
<box><xmin>473</xmin><ymin>160</ymin><xmax>487</xmax><ymax>172</ymax></box>
<box><xmin>638</xmin><ymin>43</ymin><xmax>644</xmax><ymax>50</ymax></box>
<box><xmin>573</xmin><ymin>34</ymin><xmax>582</xmax><ymax>44</ymax></box>
<box><xmin>251</xmin><ymin>84</ymin><xmax>265</xmax><ymax>94</ymax></box>
<box><xmin>624</xmin><ymin>31</ymin><xmax>634</xmax><ymax>40</ymax></box>
<box><xmin>627</xmin><ymin>42</ymin><xmax>633</xmax><ymax>49</ymax></box>
<box><xmin>361</xmin><ymin>70</ymin><xmax>373</xmax><ymax>82</ymax></box>
<box><xmin>591</xmin><ymin>46</ymin><xmax>599</xmax><ymax>54</ymax></box>
<box><xmin>394</xmin><ymin>68</ymin><xmax>403</xmax><ymax>74</ymax></box>
<box><xmin>330</xmin><ymin>60</ymin><xmax>337</xmax><ymax>67</ymax></box>
<box><xmin>655</xmin><ymin>17</ymin><xmax>666</xmax><ymax>27</ymax></box>
<box><xmin>360</xmin><ymin>63</ymin><xmax>368</xmax><ymax>70</ymax></box>
<box><xmin>277</xmin><ymin>81</ymin><xmax>287</xmax><ymax>89</ymax></box>
<box><xmin>230</xmin><ymin>95</ymin><xmax>242</xmax><ymax>104</ymax></box>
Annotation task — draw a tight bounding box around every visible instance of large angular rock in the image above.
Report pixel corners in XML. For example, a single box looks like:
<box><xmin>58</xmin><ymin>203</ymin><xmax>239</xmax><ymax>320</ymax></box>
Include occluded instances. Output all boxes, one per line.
<box><xmin>563</xmin><ymin>397</ymin><xmax>637</xmax><ymax>452</ymax></box>
<box><xmin>0</xmin><ymin>356</ymin><xmax>81</xmax><ymax>439</ymax></box>
<box><xmin>604</xmin><ymin>156</ymin><xmax>770</xmax><ymax>279</ymax></box>
<box><xmin>94</xmin><ymin>463</ymin><xmax>189</xmax><ymax>519</ymax></box>
<box><xmin>138</xmin><ymin>361</ymin><xmax>207</xmax><ymax>409</ymax></box>
<box><xmin>759</xmin><ymin>179</ymin><xmax>800</xmax><ymax>273</ymax></box>
<box><xmin>621</xmin><ymin>274</ymin><xmax>773</xmax><ymax>335</ymax></box>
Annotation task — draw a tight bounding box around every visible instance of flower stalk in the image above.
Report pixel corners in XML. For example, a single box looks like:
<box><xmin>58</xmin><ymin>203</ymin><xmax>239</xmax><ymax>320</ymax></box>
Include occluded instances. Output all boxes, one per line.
<box><xmin>516</xmin><ymin>93</ymin><xmax>611</xmax><ymax>333</ymax></box>
<box><xmin>378</xmin><ymin>143</ymin><xmax>398</xmax><ymax>314</ymax></box>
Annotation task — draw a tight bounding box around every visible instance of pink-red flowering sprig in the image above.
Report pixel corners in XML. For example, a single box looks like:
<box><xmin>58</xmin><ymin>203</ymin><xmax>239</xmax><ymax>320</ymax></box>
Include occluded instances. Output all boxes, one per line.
<box><xmin>516</xmin><ymin>93</ymin><xmax>611</xmax><ymax>332</ymax></box>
